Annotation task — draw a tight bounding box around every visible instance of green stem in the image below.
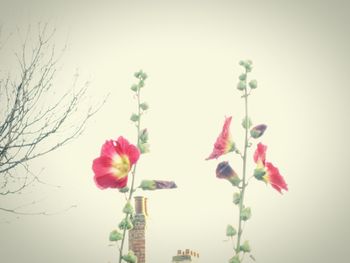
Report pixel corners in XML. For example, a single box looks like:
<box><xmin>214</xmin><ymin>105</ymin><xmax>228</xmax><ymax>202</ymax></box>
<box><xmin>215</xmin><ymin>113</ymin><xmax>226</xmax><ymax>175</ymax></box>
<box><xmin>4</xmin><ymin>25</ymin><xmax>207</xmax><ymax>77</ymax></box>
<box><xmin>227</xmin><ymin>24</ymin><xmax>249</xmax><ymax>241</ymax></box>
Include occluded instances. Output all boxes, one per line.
<box><xmin>236</xmin><ymin>69</ymin><xmax>249</xmax><ymax>254</ymax></box>
<box><xmin>118</xmin><ymin>81</ymin><xmax>143</xmax><ymax>263</ymax></box>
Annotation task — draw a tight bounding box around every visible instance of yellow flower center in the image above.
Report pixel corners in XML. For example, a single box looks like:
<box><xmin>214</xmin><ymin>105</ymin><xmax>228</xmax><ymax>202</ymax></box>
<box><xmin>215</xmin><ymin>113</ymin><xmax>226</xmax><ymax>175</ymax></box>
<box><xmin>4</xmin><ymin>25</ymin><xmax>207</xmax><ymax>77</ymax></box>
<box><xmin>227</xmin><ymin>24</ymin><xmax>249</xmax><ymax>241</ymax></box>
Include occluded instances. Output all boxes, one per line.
<box><xmin>111</xmin><ymin>154</ymin><xmax>130</xmax><ymax>178</ymax></box>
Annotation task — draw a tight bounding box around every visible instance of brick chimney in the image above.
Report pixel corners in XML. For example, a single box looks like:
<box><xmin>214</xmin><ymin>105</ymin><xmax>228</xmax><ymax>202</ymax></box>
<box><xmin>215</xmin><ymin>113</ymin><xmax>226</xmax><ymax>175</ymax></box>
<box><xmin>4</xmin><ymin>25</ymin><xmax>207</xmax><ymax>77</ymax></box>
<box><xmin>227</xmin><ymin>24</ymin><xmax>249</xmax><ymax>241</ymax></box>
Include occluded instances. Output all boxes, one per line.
<box><xmin>129</xmin><ymin>196</ymin><xmax>147</xmax><ymax>263</ymax></box>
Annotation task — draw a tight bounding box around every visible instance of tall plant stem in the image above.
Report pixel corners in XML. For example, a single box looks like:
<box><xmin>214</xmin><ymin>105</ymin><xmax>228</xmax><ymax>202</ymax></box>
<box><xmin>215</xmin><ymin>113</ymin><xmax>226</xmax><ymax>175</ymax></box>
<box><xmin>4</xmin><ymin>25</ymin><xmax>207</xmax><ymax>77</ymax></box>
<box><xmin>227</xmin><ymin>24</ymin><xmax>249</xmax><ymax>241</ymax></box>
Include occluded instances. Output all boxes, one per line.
<box><xmin>236</xmin><ymin>70</ymin><xmax>249</xmax><ymax>254</ymax></box>
<box><xmin>118</xmin><ymin>86</ymin><xmax>142</xmax><ymax>263</ymax></box>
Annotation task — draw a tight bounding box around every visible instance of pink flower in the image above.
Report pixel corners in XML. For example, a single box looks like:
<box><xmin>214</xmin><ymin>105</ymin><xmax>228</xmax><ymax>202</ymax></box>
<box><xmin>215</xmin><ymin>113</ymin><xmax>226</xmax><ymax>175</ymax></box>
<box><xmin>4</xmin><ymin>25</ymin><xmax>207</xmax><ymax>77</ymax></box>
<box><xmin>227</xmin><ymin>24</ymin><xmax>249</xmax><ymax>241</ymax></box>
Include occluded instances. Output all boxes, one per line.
<box><xmin>253</xmin><ymin>143</ymin><xmax>288</xmax><ymax>194</ymax></box>
<box><xmin>92</xmin><ymin>136</ymin><xmax>140</xmax><ymax>189</ymax></box>
<box><xmin>206</xmin><ymin>117</ymin><xmax>235</xmax><ymax>160</ymax></box>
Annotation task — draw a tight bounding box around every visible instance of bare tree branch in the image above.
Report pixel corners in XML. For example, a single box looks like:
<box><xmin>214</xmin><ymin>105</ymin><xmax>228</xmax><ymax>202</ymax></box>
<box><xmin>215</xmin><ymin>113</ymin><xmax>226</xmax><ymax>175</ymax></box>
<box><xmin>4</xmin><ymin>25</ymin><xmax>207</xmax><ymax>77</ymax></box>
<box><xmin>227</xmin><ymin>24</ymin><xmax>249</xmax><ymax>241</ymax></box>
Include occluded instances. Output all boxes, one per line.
<box><xmin>0</xmin><ymin>23</ymin><xmax>107</xmax><ymax>213</ymax></box>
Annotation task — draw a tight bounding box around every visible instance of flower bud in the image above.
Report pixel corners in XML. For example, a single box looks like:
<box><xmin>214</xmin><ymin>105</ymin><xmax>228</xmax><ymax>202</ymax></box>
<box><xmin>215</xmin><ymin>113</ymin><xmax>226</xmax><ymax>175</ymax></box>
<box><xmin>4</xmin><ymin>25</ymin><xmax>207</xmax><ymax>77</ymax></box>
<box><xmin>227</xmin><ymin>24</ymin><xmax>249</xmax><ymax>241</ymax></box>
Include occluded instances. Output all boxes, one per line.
<box><xmin>123</xmin><ymin>201</ymin><xmax>134</xmax><ymax>214</ymax></box>
<box><xmin>216</xmin><ymin>161</ymin><xmax>241</xmax><ymax>186</ymax></box>
<box><xmin>237</xmin><ymin>81</ymin><xmax>246</xmax><ymax>91</ymax></box>
<box><xmin>249</xmin><ymin>79</ymin><xmax>257</xmax><ymax>89</ymax></box>
<box><xmin>239</xmin><ymin>73</ymin><xmax>247</xmax><ymax>81</ymax></box>
<box><xmin>233</xmin><ymin>192</ymin><xmax>241</xmax><ymax>205</ymax></box>
<box><xmin>141</xmin><ymin>72</ymin><xmax>148</xmax><ymax>80</ymax></box>
<box><xmin>140</xmin><ymin>102</ymin><xmax>149</xmax><ymax>111</ymax></box>
<box><xmin>240</xmin><ymin>240</ymin><xmax>251</xmax><ymax>253</ymax></box>
<box><xmin>140</xmin><ymin>180</ymin><xmax>177</xmax><ymax>190</ymax></box>
<box><xmin>122</xmin><ymin>251</ymin><xmax>137</xmax><ymax>263</ymax></box>
<box><xmin>139</xmin><ymin>129</ymin><xmax>149</xmax><ymax>143</ymax></box>
<box><xmin>109</xmin><ymin>230</ymin><xmax>123</xmax><ymax>242</ymax></box>
<box><xmin>253</xmin><ymin>168</ymin><xmax>266</xmax><ymax>180</ymax></box>
<box><xmin>240</xmin><ymin>207</ymin><xmax>251</xmax><ymax>221</ymax></box>
<box><xmin>250</xmin><ymin>124</ymin><xmax>267</xmax><ymax>139</ymax></box>
<box><xmin>139</xmin><ymin>142</ymin><xmax>150</xmax><ymax>154</ymax></box>
<box><xmin>130</xmin><ymin>113</ymin><xmax>139</xmax><ymax>122</ymax></box>
<box><xmin>226</xmin><ymin>224</ymin><xmax>237</xmax><ymax>237</ymax></box>
<box><xmin>118</xmin><ymin>218</ymin><xmax>133</xmax><ymax>230</ymax></box>
<box><xmin>131</xmin><ymin>84</ymin><xmax>138</xmax><ymax>92</ymax></box>
<box><xmin>139</xmin><ymin>80</ymin><xmax>145</xmax><ymax>88</ymax></box>
<box><xmin>241</xmin><ymin>117</ymin><xmax>252</xmax><ymax>129</ymax></box>
<box><xmin>229</xmin><ymin>255</ymin><xmax>241</xmax><ymax>263</ymax></box>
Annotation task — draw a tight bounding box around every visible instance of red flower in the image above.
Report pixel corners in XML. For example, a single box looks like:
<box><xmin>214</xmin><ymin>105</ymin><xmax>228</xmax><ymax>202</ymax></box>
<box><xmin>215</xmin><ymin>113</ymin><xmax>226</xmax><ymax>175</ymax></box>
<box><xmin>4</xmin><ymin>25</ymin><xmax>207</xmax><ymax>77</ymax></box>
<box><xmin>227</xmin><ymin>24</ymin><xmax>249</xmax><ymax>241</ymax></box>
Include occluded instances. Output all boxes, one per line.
<box><xmin>92</xmin><ymin>136</ymin><xmax>140</xmax><ymax>189</ymax></box>
<box><xmin>253</xmin><ymin>143</ymin><xmax>288</xmax><ymax>193</ymax></box>
<box><xmin>206</xmin><ymin>117</ymin><xmax>235</xmax><ymax>160</ymax></box>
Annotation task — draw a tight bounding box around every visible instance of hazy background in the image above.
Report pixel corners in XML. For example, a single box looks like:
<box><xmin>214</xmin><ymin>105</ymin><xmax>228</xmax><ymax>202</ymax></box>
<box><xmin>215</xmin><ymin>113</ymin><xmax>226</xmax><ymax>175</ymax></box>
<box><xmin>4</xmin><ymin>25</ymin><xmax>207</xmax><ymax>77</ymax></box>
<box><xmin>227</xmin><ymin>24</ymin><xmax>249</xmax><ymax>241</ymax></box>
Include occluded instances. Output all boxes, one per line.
<box><xmin>0</xmin><ymin>0</ymin><xmax>349</xmax><ymax>262</ymax></box>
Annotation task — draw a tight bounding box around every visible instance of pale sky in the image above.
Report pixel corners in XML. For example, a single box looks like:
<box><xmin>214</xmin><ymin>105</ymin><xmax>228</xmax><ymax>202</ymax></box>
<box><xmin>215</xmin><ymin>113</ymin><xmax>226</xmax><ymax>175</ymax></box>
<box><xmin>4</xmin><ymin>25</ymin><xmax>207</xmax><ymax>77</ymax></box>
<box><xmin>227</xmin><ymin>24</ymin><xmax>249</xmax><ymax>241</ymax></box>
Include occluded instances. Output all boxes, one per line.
<box><xmin>1</xmin><ymin>1</ymin><xmax>350</xmax><ymax>263</ymax></box>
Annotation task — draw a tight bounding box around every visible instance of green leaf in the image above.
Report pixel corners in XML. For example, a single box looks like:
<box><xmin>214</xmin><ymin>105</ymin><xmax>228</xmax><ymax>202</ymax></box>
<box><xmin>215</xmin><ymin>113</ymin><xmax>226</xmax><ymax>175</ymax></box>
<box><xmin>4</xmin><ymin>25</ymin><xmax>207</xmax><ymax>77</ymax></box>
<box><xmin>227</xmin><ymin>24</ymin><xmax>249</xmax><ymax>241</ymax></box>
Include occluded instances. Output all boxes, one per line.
<box><xmin>130</xmin><ymin>113</ymin><xmax>139</xmax><ymax>122</ymax></box>
<box><xmin>123</xmin><ymin>201</ymin><xmax>134</xmax><ymax>214</ymax></box>
<box><xmin>237</xmin><ymin>81</ymin><xmax>246</xmax><ymax>91</ymax></box>
<box><xmin>240</xmin><ymin>240</ymin><xmax>251</xmax><ymax>253</ymax></box>
<box><xmin>233</xmin><ymin>192</ymin><xmax>241</xmax><ymax>205</ymax></box>
<box><xmin>229</xmin><ymin>255</ymin><xmax>241</xmax><ymax>263</ymax></box>
<box><xmin>249</xmin><ymin>80</ymin><xmax>257</xmax><ymax>89</ymax></box>
<box><xmin>240</xmin><ymin>207</ymin><xmax>252</xmax><ymax>221</ymax></box>
<box><xmin>109</xmin><ymin>230</ymin><xmax>123</xmax><ymax>242</ymax></box>
<box><xmin>119</xmin><ymin>186</ymin><xmax>130</xmax><ymax>193</ymax></box>
<box><xmin>241</xmin><ymin>117</ymin><xmax>252</xmax><ymax>129</ymax></box>
<box><xmin>226</xmin><ymin>225</ymin><xmax>237</xmax><ymax>237</ymax></box>
<box><xmin>140</xmin><ymin>102</ymin><xmax>149</xmax><ymax>111</ymax></box>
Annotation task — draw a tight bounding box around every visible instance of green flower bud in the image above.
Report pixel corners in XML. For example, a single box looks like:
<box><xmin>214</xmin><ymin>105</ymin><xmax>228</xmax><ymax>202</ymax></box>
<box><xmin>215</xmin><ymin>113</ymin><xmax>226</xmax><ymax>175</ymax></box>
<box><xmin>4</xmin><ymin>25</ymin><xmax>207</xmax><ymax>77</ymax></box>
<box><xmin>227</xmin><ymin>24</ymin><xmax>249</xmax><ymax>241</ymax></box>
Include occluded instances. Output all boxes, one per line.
<box><xmin>240</xmin><ymin>207</ymin><xmax>252</xmax><ymax>221</ymax></box>
<box><xmin>140</xmin><ymin>180</ymin><xmax>156</xmax><ymax>190</ymax></box>
<box><xmin>241</xmin><ymin>117</ymin><xmax>252</xmax><ymax>129</ymax></box>
<box><xmin>139</xmin><ymin>80</ymin><xmax>145</xmax><ymax>88</ymax></box>
<box><xmin>240</xmin><ymin>240</ymin><xmax>251</xmax><ymax>253</ymax></box>
<box><xmin>141</xmin><ymin>72</ymin><xmax>148</xmax><ymax>80</ymax></box>
<box><xmin>123</xmin><ymin>201</ymin><xmax>134</xmax><ymax>214</ymax></box>
<box><xmin>139</xmin><ymin>142</ymin><xmax>150</xmax><ymax>154</ymax></box>
<box><xmin>122</xmin><ymin>251</ymin><xmax>137</xmax><ymax>263</ymax></box>
<box><xmin>109</xmin><ymin>230</ymin><xmax>123</xmax><ymax>242</ymax></box>
<box><xmin>229</xmin><ymin>255</ymin><xmax>241</xmax><ymax>263</ymax></box>
<box><xmin>130</xmin><ymin>113</ymin><xmax>139</xmax><ymax>122</ymax></box>
<box><xmin>233</xmin><ymin>192</ymin><xmax>241</xmax><ymax>205</ymax></box>
<box><xmin>239</xmin><ymin>74</ymin><xmax>247</xmax><ymax>81</ymax></box>
<box><xmin>118</xmin><ymin>218</ymin><xmax>133</xmax><ymax>230</ymax></box>
<box><xmin>131</xmin><ymin>84</ymin><xmax>138</xmax><ymax>92</ymax></box>
<box><xmin>250</xmin><ymin>124</ymin><xmax>267</xmax><ymax>139</ymax></box>
<box><xmin>140</xmin><ymin>102</ymin><xmax>149</xmax><ymax>111</ymax></box>
<box><xmin>239</xmin><ymin>60</ymin><xmax>245</xmax><ymax>66</ymax></box>
<box><xmin>237</xmin><ymin>81</ymin><xmax>246</xmax><ymax>91</ymax></box>
<box><xmin>249</xmin><ymin>80</ymin><xmax>257</xmax><ymax>89</ymax></box>
<box><xmin>226</xmin><ymin>225</ymin><xmax>237</xmax><ymax>237</ymax></box>
<box><xmin>253</xmin><ymin>168</ymin><xmax>266</xmax><ymax>180</ymax></box>
<box><xmin>119</xmin><ymin>186</ymin><xmax>129</xmax><ymax>193</ymax></box>
<box><xmin>139</xmin><ymin>129</ymin><xmax>149</xmax><ymax>143</ymax></box>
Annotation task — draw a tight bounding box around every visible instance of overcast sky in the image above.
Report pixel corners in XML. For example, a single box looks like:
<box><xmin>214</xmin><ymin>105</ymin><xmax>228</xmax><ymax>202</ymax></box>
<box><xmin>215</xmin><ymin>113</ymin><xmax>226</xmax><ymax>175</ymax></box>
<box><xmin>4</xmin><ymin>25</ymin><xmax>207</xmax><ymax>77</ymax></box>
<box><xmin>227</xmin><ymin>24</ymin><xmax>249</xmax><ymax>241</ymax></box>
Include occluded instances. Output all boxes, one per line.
<box><xmin>0</xmin><ymin>1</ymin><xmax>350</xmax><ymax>263</ymax></box>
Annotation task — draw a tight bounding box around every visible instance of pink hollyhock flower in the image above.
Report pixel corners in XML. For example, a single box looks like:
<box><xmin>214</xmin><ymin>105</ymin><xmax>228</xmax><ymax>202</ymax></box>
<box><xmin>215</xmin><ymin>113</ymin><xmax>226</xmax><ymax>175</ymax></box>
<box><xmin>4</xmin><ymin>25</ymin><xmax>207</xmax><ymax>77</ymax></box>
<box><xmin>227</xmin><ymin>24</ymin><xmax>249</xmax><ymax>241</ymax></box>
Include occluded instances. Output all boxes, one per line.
<box><xmin>206</xmin><ymin>116</ymin><xmax>235</xmax><ymax>160</ymax></box>
<box><xmin>92</xmin><ymin>136</ymin><xmax>140</xmax><ymax>189</ymax></box>
<box><xmin>253</xmin><ymin>142</ymin><xmax>288</xmax><ymax>193</ymax></box>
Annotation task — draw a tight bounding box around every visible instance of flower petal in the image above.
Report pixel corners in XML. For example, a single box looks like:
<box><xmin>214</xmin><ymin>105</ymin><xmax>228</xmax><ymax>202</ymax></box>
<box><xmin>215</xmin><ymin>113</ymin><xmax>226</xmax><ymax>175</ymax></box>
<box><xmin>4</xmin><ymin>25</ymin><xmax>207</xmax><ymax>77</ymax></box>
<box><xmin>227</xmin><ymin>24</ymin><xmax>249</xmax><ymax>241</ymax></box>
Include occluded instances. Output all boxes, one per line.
<box><xmin>126</xmin><ymin>143</ymin><xmax>140</xmax><ymax>165</ymax></box>
<box><xmin>206</xmin><ymin>116</ymin><xmax>234</xmax><ymax>160</ymax></box>
<box><xmin>266</xmin><ymin>162</ymin><xmax>288</xmax><ymax>193</ymax></box>
<box><xmin>100</xmin><ymin>140</ymin><xmax>117</xmax><ymax>159</ymax></box>
<box><xmin>92</xmin><ymin>156</ymin><xmax>113</xmax><ymax>178</ymax></box>
<box><xmin>94</xmin><ymin>172</ymin><xmax>128</xmax><ymax>189</ymax></box>
<box><xmin>253</xmin><ymin>142</ymin><xmax>267</xmax><ymax>165</ymax></box>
